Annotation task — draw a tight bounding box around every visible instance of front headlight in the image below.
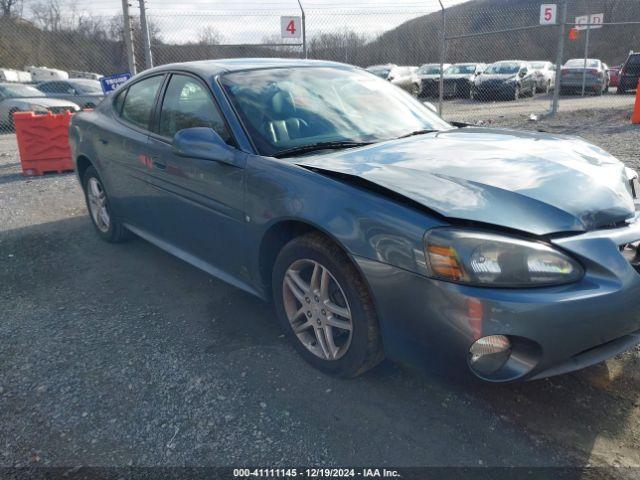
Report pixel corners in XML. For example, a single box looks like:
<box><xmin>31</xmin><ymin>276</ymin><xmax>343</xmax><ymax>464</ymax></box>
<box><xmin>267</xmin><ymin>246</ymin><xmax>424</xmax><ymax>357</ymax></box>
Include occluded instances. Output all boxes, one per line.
<box><xmin>424</xmin><ymin>228</ymin><xmax>583</xmax><ymax>287</ymax></box>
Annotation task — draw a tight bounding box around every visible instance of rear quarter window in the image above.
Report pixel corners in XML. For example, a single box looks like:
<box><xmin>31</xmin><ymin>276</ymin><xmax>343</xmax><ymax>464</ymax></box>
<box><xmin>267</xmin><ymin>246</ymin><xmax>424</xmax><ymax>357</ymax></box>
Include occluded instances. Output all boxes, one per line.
<box><xmin>120</xmin><ymin>75</ymin><xmax>164</xmax><ymax>130</ymax></box>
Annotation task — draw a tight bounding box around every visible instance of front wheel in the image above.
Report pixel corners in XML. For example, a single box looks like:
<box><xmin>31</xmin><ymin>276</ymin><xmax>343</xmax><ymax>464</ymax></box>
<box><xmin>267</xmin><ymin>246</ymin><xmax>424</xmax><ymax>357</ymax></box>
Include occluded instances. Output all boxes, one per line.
<box><xmin>272</xmin><ymin>233</ymin><xmax>384</xmax><ymax>377</ymax></box>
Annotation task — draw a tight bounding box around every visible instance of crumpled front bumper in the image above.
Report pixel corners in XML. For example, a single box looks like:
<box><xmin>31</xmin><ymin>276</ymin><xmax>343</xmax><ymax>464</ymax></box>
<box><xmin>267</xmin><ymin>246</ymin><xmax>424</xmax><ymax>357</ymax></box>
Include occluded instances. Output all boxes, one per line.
<box><xmin>354</xmin><ymin>215</ymin><xmax>640</xmax><ymax>382</ymax></box>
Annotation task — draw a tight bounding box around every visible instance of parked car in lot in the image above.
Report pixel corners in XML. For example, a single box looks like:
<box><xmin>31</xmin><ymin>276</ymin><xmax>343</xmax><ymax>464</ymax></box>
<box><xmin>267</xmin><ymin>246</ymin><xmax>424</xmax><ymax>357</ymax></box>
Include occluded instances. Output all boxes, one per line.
<box><xmin>530</xmin><ymin>61</ymin><xmax>556</xmax><ymax>93</ymax></box>
<box><xmin>416</xmin><ymin>63</ymin><xmax>451</xmax><ymax>97</ymax></box>
<box><xmin>608</xmin><ymin>64</ymin><xmax>622</xmax><ymax>88</ymax></box>
<box><xmin>618</xmin><ymin>51</ymin><xmax>640</xmax><ymax>94</ymax></box>
<box><xmin>472</xmin><ymin>60</ymin><xmax>536</xmax><ymax>100</ymax></box>
<box><xmin>387</xmin><ymin>66</ymin><xmax>420</xmax><ymax>96</ymax></box>
<box><xmin>440</xmin><ymin>63</ymin><xmax>485</xmax><ymax>98</ymax></box>
<box><xmin>36</xmin><ymin>79</ymin><xmax>105</xmax><ymax>109</ymax></box>
<box><xmin>70</xmin><ymin>59</ymin><xmax>640</xmax><ymax>383</ymax></box>
<box><xmin>560</xmin><ymin>58</ymin><xmax>608</xmax><ymax>95</ymax></box>
<box><xmin>0</xmin><ymin>83</ymin><xmax>80</xmax><ymax>130</ymax></box>
<box><xmin>365</xmin><ymin>64</ymin><xmax>396</xmax><ymax>80</ymax></box>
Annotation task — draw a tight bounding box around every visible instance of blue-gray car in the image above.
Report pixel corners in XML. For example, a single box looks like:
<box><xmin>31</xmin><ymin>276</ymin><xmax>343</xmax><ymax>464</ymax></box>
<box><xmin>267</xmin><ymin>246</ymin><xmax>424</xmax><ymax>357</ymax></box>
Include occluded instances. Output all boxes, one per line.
<box><xmin>69</xmin><ymin>59</ymin><xmax>640</xmax><ymax>382</ymax></box>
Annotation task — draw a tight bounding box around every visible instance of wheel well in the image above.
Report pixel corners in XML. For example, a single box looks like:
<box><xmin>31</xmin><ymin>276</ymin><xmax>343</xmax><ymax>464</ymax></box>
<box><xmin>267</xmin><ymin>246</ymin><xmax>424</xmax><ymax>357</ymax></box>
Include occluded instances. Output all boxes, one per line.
<box><xmin>76</xmin><ymin>155</ymin><xmax>92</xmax><ymax>183</ymax></box>
<box><xmin>258</xmin><ymin>221</ymin><xmax>339</xmax><ymax>296</ymax></box>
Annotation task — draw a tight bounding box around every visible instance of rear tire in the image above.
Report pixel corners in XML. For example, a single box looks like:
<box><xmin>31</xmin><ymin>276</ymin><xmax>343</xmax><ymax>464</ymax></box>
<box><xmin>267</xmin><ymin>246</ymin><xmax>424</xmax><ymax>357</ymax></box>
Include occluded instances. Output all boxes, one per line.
<box><xmin>82</xmin><ymin>165</ymin><xmax>130</xmax><ymax>243</ymax></box>
<box><xmin>272</xmin><ymin>232</ymin><xmax>384</xmax><ymax>377</ymax></box>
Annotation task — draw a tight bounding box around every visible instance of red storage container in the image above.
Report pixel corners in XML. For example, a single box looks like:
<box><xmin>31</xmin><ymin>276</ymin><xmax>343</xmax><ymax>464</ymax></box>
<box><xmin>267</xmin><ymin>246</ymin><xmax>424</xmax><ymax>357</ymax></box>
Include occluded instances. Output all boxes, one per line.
<box><xmin>13</xmin><ymin>111</ymin><xmax>74</xmax><ymax>176</ymax></box>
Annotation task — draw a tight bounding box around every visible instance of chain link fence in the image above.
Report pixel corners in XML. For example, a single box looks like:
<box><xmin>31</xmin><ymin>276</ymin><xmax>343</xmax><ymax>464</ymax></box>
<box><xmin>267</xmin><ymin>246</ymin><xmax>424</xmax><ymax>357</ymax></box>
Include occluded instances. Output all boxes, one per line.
<box><xmin>0</xmin><ymin>0</ymin><xmax>638</xmax><ymax>134</ymax></box>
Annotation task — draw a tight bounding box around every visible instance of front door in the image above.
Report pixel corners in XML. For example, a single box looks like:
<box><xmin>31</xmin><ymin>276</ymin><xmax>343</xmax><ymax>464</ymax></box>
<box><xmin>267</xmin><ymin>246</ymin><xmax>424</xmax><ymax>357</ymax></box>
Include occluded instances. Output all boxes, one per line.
<box><xmin>146</xmin><ymin>73</ymin><xmax>247</xmax><ymax>282</ymax></box>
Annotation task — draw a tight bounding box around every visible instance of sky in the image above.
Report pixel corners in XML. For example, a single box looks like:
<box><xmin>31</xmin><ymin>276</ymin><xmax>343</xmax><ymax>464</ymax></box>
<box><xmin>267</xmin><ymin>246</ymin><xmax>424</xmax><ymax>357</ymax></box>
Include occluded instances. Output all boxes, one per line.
<box><xmin>43</xmin><ymin>0</ymin><xmax>471</xmax><ymax>44</ymax></box>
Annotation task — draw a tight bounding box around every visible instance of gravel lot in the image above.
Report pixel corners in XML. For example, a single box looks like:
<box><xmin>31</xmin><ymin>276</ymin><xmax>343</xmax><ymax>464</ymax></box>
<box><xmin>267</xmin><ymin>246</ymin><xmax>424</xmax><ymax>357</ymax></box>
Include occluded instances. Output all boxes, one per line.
<box><xmin>1</xmin><ymin>106</ymin><xmax>640</xmax><ymax>476</ymax></box>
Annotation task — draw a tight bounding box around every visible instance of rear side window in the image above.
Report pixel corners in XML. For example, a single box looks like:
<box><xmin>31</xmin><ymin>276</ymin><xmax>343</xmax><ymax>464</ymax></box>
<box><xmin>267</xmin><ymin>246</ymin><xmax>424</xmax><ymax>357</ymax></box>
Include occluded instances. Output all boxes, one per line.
<box><xmin>120</xmin><ymin>75</ymin><xmax>164</xmax><ymax>130</ymax></box>
<box><xmin>158</xmin><ymin>74</ymin><xmax>231</xmax><ymax>143</ymax></box>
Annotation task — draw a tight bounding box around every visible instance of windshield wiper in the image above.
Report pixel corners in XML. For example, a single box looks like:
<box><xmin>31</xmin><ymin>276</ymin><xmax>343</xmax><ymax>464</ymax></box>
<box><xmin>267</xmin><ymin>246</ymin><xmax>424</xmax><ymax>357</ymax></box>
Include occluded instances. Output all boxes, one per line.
<box><xmin>273</xmin><ymin>141</ymin><xmax>373</xmax><ymax>158</ymax></box>
<box><xmin>396</xmin><ymin>129</ymin><xmax>438</xmax><ymax>139</ymax></box>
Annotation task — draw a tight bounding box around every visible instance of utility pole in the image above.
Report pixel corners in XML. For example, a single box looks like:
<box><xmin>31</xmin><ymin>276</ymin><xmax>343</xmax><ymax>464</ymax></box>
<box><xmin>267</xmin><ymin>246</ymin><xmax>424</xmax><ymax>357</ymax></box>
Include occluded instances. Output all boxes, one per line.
<box><xmin>550</xmin><ymin>0</ymin><xmax>567</xmax><ymax>117</ymax></box>
<box><xmin>437</xmin><ymin>0</ymin><xmax>446</xmax><ymax>116</ymax></box>
<box><xmin>297</xmin><ymin>0</ymin><xmax>307</xmax><ymax>59</ymax></box>
<box><xmin>121</xmin><ymin>0</ymin><xmax>136</xmax><ymax>74</ymax></box>
<box><xmin>139</xmin><ymin>0</ymin><xmax>153</xmax><ymax>70</ymax></box>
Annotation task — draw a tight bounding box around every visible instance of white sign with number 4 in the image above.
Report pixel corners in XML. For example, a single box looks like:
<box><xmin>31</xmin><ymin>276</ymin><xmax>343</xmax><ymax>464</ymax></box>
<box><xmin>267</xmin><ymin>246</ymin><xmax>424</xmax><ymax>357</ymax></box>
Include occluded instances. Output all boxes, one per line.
<box><xmin>281</xmin><ymin>16</ymin><xmax>302</xmax><ymax>39</ymax></box>
<box><xmin>540</xmin><ymin>4</ymin><xmax>557</xmax><ymax>25</ymax></box>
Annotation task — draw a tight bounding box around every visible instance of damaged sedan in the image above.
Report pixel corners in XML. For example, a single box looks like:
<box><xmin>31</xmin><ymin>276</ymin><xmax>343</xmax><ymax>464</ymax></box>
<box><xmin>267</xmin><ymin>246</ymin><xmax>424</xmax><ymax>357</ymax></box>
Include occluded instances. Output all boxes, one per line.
<box><xmin>70</xmin><ymin>59</ymin><xmax>640</xmax><ymax>382</ymax></box>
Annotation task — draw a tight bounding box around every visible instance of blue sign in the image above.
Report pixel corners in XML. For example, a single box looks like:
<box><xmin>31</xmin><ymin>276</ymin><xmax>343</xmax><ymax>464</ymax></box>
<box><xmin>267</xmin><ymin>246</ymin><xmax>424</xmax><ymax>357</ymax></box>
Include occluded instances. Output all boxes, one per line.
<box><xmin>100</xmin><ymin>73</ymin><xmax>132</xmax><ymax>94</ymax></box>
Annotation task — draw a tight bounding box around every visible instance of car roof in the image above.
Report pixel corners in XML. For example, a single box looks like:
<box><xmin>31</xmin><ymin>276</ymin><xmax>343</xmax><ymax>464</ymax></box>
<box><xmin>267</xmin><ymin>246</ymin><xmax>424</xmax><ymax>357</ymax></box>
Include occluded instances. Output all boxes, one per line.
<box><xmin>141</xmin><ymin>58</ymin><xmax>351</xmax><ymax>78</ymax></box>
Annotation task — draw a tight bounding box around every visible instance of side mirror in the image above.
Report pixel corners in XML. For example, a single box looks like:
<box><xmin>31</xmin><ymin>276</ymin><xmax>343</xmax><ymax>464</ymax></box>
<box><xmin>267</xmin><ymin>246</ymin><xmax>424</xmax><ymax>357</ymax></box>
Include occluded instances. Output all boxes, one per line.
<box><xmin>519</xmin><ymin>69</ymin><xmax>527</xmax><ymax>77</ymax></box>
<box><xmin>172</xmin><ymin>127</ymin><xmax>236</xmax><ymax>165</ymax></box>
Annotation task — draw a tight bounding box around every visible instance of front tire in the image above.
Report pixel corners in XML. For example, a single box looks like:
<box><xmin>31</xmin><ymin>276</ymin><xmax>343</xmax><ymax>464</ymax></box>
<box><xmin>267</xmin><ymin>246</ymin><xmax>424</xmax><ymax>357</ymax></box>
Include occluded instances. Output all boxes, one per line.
<box><xmin>82</xmin><ymin>166</ymin><xmax>129</xmax><ymax>243</ymax></box>
<box><xmin>272</xmin><ymin>233</ymin><xmax>384</xmax><ymax>377</ymax></box>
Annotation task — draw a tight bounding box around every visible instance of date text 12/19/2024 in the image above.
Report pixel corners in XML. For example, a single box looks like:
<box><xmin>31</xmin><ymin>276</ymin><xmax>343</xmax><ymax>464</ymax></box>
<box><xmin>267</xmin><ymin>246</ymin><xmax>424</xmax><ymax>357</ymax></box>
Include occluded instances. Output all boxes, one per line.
<box><xmin>233</xmin><ymin>469</ymin><xmax>401</xmax><ymax>478</ymax></box>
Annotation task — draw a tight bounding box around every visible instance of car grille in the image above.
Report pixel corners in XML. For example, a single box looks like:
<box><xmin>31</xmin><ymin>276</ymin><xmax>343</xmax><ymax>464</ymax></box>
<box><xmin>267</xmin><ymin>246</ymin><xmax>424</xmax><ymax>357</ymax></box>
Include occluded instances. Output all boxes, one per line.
<box><xmin>620</xmin><ymin>241</ymin><xmax>640</xmax><ymax>273</ymax></box>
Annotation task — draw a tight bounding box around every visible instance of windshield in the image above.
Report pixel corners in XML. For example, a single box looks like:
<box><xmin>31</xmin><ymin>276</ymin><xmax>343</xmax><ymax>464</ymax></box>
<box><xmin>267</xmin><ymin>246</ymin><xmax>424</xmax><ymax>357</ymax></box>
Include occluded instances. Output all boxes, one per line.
<box><xmin>484</xmin><ymin>63</ymin><xmax>520</xmax><ymax>74</ymax></box>
<box><xmin>418</xmin><ymin>65</ymin><xmax>441</xmax><ymax>75</ymax></box>
<box><xmin>530</xmin><ymin>62</ymin><xmax>547</xmax><ymax>69</ymax></box>
<box><xmin>221</xmin><ymin>67</ymin><xmax>450</xmax><ymax>157</ymax></box>
<box><xmin>72</xmin><ymin>80</ymin><xmax>103</xmax><ymax>93</ymax></box>
<box><xmin>446</xmin><ymin>65</ymin><xmax>476</xmax><ymax>74</ymax></box>
<box><xmin>0</xmin><ymin>84</ymin><xmax>45</xmax><ymax>98</ymax></box>
<box><xmin>565</xmin><ymin>59</ymin><xmax>599</xmax><ymax>68</ymax></box>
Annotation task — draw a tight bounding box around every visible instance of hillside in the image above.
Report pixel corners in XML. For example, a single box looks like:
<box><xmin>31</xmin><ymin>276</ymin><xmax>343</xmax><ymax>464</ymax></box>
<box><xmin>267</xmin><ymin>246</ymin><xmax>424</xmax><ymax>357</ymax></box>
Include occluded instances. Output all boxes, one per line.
<box><xmin>358</xmin><ymin>0</ymin><xmax>640</xmax><ymax>66</ymax></box>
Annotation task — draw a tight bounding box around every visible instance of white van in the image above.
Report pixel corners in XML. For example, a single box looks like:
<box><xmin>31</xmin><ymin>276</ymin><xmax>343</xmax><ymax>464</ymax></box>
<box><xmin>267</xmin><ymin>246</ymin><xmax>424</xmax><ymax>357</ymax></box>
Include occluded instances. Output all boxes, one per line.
<box><xmin>0</xmin><ymin>68</ymin><xmax>31</xmax><ymax>83</ymax></box>
<box><xmin>25</xmin><ymin>66</ymin><xmax>69</xmax><ymax>83</ymax></box>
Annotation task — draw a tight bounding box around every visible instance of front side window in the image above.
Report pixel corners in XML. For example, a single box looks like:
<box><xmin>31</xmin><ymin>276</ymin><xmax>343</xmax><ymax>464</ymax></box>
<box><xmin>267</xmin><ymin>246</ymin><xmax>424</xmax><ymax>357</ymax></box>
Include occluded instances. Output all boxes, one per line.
<box><xmin>120</xmin><ymin>75</ymin><xmax>164</xmax><ymax>130</ymax></box>
<box><xmin>220</xmin><ymin>66</ymin><xmax>450</xmax><ymax>157</ymax></box>
<box><xmin>158</xmin><ymin>74</ymin><xmax>230</xmax><ymax>142</ymax></box>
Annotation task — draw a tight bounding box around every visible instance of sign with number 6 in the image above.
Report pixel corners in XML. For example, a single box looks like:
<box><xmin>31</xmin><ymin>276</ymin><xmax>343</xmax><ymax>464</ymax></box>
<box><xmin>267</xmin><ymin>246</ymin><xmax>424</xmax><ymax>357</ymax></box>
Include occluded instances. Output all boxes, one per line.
<box><xmin>281</xmin><ymin>16</ymin><xmax>302</xmax><ymax>39</ymax></box>
<box><xmin>539</xmin><ymin>4</ymin><xmax>557</xmax><ymax>25</ymax></box>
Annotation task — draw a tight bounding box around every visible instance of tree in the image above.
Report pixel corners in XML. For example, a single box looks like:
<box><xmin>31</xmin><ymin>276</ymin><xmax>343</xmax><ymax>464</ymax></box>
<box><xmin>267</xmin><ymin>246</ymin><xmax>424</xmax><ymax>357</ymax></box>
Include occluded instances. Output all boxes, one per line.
<box><xmin>197</xmin><ymin>25</ymin><xmax>222</xmax><ymax>45</ymax></box>
<box><xmin>1</xmin><ymin>0</ymin><xmax>22</xmax><ymax>17</ymax></box>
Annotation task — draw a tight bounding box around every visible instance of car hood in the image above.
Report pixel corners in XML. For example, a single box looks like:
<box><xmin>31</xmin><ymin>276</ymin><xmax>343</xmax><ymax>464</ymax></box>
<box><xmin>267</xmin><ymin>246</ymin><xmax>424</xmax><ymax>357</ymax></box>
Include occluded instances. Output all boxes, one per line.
<box><xmin>297</xmin><ymin>128</ymin><xmax>635</xmax><ymax>236</ymax></box>
<box><xmin>8</xmin><ymin>97</ymin><xmax>80</xmax><ymax>109</ymax></box>
<box><xmin>444</xmin><ymin>74</ymin><xmax>474</xmax><ymax>80</ymax></box>
<box><xmin>477</xmin><ymin>74</ymin><xmax>517</xmax><ymax>82</ymax></box>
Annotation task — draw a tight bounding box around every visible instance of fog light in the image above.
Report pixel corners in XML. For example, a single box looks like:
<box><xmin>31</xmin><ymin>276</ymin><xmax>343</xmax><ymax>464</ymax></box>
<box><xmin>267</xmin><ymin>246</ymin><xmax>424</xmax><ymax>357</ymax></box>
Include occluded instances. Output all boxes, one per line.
<box><xmin>469</xmin><ymin>335</ymin><xmax>511</xmax><ymax>376</ymax></box>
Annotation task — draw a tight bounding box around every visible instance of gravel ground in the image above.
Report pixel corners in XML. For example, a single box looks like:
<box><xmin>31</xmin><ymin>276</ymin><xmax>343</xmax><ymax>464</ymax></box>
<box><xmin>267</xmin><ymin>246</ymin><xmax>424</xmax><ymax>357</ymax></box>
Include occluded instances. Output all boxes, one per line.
<box><xmin>1</xmin><ymin>107</ymin><xmax>640</xmax><ymax>476</ymax></box>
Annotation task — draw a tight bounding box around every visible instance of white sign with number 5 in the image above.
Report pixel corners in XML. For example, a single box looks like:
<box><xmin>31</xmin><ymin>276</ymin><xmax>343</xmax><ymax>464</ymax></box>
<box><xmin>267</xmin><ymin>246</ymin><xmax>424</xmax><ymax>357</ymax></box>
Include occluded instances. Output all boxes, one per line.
<box><xmin>540</xmin><ymin>4</ymin><xmax>557</xmax><ymax>25</ymax></box>
<box><xmin>281</xmin><ymin>16</ymin><xmax>302</xmax><ymax>39</ymax></box>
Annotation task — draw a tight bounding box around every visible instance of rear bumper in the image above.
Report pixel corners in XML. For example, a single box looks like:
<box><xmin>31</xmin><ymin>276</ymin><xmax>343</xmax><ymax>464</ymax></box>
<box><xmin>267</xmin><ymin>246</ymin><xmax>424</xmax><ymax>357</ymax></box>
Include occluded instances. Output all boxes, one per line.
<box><xmin>560</xmin><ymin>77</ymin><xmax>603</xmax><ymax>89</ymax></box>
<box><xmin>354</xmin><ymin>217</ymin><xmax>640</xmax><ymax>382</ymax></box>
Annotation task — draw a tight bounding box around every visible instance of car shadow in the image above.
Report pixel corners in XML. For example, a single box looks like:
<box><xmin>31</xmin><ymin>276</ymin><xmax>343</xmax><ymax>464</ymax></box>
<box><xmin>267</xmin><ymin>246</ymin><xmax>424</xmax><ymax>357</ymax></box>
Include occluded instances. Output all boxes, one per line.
<box><xmin>1</xmin><ymin>216</ymin><xmax>637</xmax><ymax>472</ymax></box>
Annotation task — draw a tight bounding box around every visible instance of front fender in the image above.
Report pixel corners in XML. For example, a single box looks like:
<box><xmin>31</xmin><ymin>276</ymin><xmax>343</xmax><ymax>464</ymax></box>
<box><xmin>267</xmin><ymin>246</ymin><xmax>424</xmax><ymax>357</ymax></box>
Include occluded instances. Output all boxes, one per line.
<box><xmin>244</xmin><ymin>154</ymin><xmax>444</xmax><ymax>285</ymax></box>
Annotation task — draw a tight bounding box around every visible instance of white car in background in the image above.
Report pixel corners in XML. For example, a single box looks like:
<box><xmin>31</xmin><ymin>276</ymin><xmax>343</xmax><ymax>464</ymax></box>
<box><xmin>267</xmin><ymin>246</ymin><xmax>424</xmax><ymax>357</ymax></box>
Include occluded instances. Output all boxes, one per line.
<box><xmin>530</xmin><ymin>61</ymin><xmax>556</xmax><ymax>93</ymax></box>
<box><xmin>0</xmin><ymin>83</ymin><xmax>80</xmax><ymax>131</ymax></box>
<box><xmin>387</xmin><ymin>66</ymin><xmax>421</xmax><ymax>96</ymax></box>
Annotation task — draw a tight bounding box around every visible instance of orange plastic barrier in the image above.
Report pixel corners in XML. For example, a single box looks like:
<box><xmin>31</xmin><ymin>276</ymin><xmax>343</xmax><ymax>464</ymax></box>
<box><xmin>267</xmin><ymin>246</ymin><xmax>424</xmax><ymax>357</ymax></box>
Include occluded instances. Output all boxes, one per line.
<box><xmin>13</xmin><ymin>111</ymin><xmax>74</xmax><ymax>176</ymax></box>
<box><xmin>632</xmin><ymin>79</ymin><xmax>640</xmax><ymax>125</ymax></box>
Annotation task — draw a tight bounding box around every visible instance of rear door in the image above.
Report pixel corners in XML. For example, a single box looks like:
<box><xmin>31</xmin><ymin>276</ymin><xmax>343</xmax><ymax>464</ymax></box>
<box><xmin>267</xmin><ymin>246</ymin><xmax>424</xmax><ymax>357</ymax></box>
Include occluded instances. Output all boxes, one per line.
<box><xmin>94</xmin><ymin>74</ymin><xmax>166</xmax><ymax>235</ymax></box>
<box><xmin>145</xmin><ymin>72</ymin><xmax>247</xmax><ymax>280</ymax></box>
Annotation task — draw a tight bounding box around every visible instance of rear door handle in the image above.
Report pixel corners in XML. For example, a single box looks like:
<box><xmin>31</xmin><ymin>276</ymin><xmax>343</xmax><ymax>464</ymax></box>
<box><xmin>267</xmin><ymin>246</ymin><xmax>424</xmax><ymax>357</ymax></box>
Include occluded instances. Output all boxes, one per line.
<box><xmin>153</xmin><ymin>160</ymin><xmax>166</xmax><ymax>170</ymax></box>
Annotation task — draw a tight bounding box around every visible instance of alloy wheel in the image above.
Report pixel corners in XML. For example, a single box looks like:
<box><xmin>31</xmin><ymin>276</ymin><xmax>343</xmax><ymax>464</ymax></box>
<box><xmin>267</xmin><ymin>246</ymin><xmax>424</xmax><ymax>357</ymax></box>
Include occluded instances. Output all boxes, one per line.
<box><xmin>282</xmin><ymin>259</ymin><xmax>353</xmax><ymax>361</ymax></box>
<box><xmin>87</xmin><ymin>177</ymin><xmax>111</xmax><ymax>233</ymax></box>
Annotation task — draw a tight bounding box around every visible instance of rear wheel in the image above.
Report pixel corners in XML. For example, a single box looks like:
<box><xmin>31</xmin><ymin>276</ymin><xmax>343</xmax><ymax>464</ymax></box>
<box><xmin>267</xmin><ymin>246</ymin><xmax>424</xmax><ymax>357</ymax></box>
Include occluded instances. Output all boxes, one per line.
<box><xmin>82</xmin><ymin>166</ymin><xmax>129</xmax><ymax>243</ymax></box>
<box><xmin>272</xmin><ymin>233</ymin><xmax>384</xmax><ymax>377</ymax></box>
